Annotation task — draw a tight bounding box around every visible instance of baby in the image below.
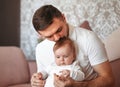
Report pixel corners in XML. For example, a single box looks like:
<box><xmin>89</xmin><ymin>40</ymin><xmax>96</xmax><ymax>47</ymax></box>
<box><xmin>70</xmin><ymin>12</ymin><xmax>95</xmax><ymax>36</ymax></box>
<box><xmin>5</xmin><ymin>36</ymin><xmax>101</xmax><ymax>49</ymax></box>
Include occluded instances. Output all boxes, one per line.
<box><xmin>39</xmin><ymin>37</ymin><xmax>85</xmax><ymax>87</ymax></box>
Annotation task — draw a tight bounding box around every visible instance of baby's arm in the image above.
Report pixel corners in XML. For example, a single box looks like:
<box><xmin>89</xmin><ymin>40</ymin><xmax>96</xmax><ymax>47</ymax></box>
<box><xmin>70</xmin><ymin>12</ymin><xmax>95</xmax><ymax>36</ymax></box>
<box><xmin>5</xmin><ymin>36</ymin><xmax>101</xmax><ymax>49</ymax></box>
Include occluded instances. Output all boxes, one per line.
<box><xmin>70</xmin><ymin>61</ymin><xmax>85</xmax><ymax>81</ymax></box>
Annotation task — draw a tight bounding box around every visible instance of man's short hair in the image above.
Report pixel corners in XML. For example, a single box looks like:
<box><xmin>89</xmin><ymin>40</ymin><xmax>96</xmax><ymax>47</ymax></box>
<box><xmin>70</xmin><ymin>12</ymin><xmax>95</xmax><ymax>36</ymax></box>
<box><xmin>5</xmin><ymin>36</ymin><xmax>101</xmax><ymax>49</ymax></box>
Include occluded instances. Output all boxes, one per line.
<box><xmin>32</xmin><ymin>5</ymin><xmax>63</xmax><ymax>31</ymax></box>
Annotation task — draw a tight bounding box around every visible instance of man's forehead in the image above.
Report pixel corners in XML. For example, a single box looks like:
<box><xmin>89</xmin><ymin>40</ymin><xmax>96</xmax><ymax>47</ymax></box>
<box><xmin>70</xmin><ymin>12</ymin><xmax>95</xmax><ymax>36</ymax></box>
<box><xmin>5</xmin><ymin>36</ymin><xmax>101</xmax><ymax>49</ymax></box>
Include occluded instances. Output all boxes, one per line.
<box><xmin>38</xmin><ymin>25</ymin><xmax>60</xmax><ymax>37</ymax></box>
<box><xmin>38</xmin><ymin>18</ymin><xmax>62</xmax><ymax>36</ymax></box>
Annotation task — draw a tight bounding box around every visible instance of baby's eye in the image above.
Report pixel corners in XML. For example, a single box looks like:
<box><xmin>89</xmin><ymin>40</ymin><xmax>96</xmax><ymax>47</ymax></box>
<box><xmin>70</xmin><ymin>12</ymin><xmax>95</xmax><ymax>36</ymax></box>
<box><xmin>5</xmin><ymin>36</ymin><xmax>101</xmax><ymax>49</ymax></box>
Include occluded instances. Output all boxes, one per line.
<box><xmin>56</xmin><ymin>56</ymin><xmax>60</xmax><ymax>58</ymax></box>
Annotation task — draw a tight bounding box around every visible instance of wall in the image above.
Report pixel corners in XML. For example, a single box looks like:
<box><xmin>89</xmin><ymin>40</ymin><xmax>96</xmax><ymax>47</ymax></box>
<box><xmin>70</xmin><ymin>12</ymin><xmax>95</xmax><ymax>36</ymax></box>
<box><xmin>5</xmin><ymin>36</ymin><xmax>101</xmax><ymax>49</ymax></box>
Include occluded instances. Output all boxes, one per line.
<box><xmin>0</xmin><ymin>0</ymin><xmax>20</xmax><ymax>47</ymax></box>
<box><xmin>21</xmin><ymin>0</ymin><xmax>120</xmax><ymax>60</ymax></box>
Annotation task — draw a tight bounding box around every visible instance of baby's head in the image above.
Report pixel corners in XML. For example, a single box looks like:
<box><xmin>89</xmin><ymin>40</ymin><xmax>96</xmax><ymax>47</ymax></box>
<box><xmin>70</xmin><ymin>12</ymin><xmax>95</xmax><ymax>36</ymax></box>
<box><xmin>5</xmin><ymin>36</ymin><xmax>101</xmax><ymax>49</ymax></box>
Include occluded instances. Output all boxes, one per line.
<box><xmin>53</xmin><ymin>37</ymin><xmax>76</xmax><ymax>66</ymax></box>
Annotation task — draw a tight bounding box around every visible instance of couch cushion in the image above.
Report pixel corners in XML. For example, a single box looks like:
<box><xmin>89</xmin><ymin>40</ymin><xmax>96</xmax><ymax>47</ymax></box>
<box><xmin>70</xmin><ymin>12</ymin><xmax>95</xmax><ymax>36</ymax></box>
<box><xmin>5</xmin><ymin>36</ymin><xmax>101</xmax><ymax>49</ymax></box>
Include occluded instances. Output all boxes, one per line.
<box><xmin>0</xmin><ymin>46</ymin><xmax>30</xmax><ymax>87</ymax></box>
<box><xmin>28</xmin><ymin>60</ymin><xmax>37</xmax><ymax>78</ymax></box>
<box><xmin>80</xmin><ymin>21</ymin><xmax>92</xmax><ymax>31</ymax></box>
<box><xmin>103</xmin><ymin>28</ymin><xmax>120</xmax><ymax>61</ymax></box>
<box><xmin>8</xmin><ymin>83</ymin><xmax>31</xmax><ymax>87</ymax></box>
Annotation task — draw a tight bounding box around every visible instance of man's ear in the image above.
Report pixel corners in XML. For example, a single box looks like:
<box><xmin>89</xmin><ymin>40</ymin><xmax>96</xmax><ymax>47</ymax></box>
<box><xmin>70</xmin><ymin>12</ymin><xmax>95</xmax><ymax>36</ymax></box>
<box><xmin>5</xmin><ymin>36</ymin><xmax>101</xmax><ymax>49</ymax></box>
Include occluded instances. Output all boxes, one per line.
<box><xmin>62</xmin><ymin>14</ymin><xmax>66</xmax><ymax>21</ymax></box>
<box><xmin>80</xmin><ymin>21</ymin><xmax>92</xmax><ymax>31</ymax></box>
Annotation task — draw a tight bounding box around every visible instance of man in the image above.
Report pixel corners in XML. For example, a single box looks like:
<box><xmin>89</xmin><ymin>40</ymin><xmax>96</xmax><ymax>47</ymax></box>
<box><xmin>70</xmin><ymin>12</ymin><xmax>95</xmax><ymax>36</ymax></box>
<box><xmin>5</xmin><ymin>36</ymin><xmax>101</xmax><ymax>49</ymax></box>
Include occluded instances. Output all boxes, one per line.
<box><xmin>31</xmin><ymin>5</ymin><xmax>114</xmax><ymax>87</ymax></box>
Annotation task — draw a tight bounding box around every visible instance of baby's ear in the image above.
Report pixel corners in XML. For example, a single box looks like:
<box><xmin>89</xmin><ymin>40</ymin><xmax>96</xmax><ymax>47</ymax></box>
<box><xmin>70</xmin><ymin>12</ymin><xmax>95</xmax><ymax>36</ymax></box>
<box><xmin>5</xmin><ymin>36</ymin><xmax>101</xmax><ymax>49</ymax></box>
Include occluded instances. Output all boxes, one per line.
<box><xmin>80</xmin><ymin>21</ymin><xmax>92</xmax><ymax>31</ymax></box>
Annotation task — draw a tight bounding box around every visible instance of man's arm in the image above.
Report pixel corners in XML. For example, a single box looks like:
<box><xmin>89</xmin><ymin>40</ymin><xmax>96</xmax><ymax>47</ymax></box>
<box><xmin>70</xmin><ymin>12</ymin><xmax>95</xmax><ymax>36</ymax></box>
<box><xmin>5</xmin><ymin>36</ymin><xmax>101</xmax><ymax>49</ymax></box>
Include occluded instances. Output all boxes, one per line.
<box><xmin>73</xmin><ymin>61</ymin><xmax>115</xmax><ymax>87</ymax></box>
<box><xmin>54</xmin><ymin>61</ymin><xmax>114</xmax><ymax>87</ymax></box>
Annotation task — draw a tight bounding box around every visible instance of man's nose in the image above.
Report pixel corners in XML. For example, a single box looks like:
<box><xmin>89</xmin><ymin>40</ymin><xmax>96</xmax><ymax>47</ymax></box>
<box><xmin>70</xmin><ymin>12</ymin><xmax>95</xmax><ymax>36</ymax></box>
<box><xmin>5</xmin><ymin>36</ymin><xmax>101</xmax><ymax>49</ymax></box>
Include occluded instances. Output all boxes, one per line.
<box><xmin>54</xmin><ymin>34</ymin><xmax>60</xmax><ymax>41</ymax></box>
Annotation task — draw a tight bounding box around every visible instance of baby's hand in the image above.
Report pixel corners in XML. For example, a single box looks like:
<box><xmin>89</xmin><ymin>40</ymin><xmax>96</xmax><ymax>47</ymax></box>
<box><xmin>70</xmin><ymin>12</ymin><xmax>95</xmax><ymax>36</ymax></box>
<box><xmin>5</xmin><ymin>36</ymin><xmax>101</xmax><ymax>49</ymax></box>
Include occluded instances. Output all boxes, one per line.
<box><xmin>60</xmin><ymin>69</ymin><xmax>70</xmax><ymax>77</ymax></box>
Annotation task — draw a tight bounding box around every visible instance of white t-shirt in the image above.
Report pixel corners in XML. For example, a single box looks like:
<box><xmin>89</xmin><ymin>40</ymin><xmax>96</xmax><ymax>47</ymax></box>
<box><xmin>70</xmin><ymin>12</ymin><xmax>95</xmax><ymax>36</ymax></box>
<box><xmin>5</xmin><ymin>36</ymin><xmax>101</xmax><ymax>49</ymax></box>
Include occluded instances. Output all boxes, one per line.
<box><xmin>44</xmin><ymin>60</ymin><xmax>85</xmax><ymax>87</ymax></box>
<box><xmin>36</xmin><ymin>25</ymin><xmax>108</xmax><ymax>80</ymax></box>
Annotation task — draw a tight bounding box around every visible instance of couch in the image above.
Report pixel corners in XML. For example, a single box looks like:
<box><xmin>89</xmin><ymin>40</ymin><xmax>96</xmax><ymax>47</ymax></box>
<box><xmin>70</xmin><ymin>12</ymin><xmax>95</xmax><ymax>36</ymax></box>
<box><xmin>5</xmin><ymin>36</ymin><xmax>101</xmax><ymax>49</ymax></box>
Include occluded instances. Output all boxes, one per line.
<box><xmin>0</xmin><ymin>28</ymin><xmax>120</xmax><ymax>87</ymax></box>
<box><xmin>0</xmin><ymin>46</ymin><xmax>37</xmax><ymax>87</ymax></box>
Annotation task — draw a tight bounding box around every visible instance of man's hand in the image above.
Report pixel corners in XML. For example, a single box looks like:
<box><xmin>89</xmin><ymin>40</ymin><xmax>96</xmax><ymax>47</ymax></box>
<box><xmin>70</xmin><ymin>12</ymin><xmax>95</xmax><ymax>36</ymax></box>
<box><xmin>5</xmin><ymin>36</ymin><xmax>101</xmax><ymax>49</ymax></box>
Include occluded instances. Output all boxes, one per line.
<box><xmin>31</xmin><ymin>72</ymin><xmax>45</xmax><ymax>87</ymax></box>
<box><xmin>54</xmin><ymin>74</ymin><xmax>74</xmax><ymax>87</ymax></box>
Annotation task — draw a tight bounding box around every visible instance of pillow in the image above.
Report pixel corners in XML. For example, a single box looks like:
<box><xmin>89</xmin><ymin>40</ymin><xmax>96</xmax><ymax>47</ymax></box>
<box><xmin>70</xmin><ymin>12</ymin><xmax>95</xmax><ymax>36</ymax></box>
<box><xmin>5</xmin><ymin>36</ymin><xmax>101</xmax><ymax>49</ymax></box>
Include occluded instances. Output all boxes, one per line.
<box><xmin>80</xmin><ymin>21</ymin><xmax>92</xmax><ymax>31</ymax></box>
<box><xmin>103</xmin><ymin>28</ymin><xmax>120</xmax><ymax>61</ymax></box>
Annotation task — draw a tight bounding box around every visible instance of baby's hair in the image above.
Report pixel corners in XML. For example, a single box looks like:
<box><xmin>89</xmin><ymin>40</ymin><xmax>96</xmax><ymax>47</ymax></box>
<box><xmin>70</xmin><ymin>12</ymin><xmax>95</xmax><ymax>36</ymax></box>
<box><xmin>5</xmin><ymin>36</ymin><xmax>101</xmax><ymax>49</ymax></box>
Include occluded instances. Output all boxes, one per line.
<box><xmin>53</xmin><ymin>37</ymin><xmax>76</xmax><ymax>58</ymax></box>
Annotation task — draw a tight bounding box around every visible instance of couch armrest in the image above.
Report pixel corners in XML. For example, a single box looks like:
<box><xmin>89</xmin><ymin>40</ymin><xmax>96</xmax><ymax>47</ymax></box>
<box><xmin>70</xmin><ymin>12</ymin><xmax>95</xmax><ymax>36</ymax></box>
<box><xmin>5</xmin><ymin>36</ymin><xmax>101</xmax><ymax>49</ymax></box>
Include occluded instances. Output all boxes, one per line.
<box><xmin>28</xmin><ymin>60</ymin><xmax>37</xmax><ymax>78</ymax></box>
<box><xmin>0</xmin><ymin>46</ymin><xmax>30</xmax><ymax>87</ymax></box>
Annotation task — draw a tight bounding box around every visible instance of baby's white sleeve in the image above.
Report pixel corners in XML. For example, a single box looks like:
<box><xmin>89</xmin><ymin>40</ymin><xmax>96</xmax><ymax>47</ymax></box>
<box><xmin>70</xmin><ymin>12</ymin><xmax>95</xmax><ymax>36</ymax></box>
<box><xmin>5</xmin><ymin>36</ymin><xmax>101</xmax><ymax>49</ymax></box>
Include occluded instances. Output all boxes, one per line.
<box><xmin>70</xmin><ymin>61</ymin><xmax>85</xmax><ymax>81</ymax></box>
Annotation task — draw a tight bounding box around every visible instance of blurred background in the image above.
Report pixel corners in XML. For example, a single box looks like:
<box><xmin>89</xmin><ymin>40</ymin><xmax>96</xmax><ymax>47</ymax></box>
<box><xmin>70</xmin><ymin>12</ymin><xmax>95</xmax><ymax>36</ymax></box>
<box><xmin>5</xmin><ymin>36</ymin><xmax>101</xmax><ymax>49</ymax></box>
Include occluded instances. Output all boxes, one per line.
<box><xmin>0</xmin><ymin>0</ymin><xmax>120</xmax><ymax>60</ymax></box>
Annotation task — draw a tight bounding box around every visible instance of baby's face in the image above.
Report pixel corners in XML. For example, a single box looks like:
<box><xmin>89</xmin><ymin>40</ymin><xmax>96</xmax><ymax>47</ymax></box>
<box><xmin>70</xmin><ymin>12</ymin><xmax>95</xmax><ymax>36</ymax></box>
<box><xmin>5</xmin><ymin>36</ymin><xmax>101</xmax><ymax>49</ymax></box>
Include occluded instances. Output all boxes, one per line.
<box><xmin>54</xmin><ymin>44</ymin><xmax>75</xmax><ymax>66</ymax></box>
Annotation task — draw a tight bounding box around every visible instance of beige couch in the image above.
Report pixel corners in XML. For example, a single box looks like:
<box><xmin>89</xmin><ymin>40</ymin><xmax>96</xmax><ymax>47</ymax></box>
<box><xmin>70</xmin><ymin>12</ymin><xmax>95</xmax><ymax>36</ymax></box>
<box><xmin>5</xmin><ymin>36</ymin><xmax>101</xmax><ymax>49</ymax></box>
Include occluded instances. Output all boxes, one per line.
<box><xmin>0</xmin><ymin>28</ymin><xmax>120</xmax><ymax>87</ymax></box>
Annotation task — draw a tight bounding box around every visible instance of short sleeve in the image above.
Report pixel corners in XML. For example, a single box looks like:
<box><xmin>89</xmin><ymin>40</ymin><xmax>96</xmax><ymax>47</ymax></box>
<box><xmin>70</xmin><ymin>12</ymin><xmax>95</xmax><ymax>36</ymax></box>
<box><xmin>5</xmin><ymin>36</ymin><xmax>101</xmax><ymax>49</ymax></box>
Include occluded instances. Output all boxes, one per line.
<box><xmin>85</xmin><ymin>32</ymin><xmax>108</xmax><ymax>65</ymax></box>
